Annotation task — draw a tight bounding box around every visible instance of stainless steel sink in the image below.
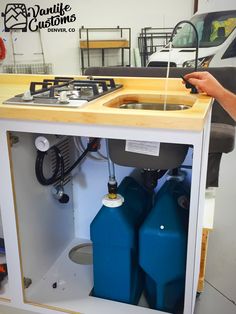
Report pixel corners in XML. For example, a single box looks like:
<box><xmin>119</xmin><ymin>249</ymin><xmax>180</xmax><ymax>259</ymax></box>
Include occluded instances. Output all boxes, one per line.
<box><xmin>104</xmin><ymin>94</ymin><xmax>195</xmax><ymax>111</ymax></box>
<box><xmin>119</xmin><ymin>102</ymin><xmax>190</xmax><ymax>111</ymax></box>
<box><xmin>105</xmin><ymin>94</ymin><xmax>194</xmax><ymax>169</ymax></box>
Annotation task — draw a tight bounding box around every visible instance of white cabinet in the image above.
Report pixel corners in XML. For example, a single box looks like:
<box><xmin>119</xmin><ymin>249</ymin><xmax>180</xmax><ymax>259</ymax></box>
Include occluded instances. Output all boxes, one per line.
<box><xmin>0</xmin><ymin>108</ymin><xmax>211</xmax><ymax>314</ymax></box>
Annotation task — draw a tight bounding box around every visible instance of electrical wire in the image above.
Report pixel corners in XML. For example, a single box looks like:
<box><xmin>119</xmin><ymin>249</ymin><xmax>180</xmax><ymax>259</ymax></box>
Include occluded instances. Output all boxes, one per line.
<box><xmin>73</xmin><ymin>136</ymin><xmax>107</xmax><ymax>161</ymax></box>
<box><xmin>180</xmin><ymin>165</ymin><xmax>192</xmax><ymax>169</ymax></box>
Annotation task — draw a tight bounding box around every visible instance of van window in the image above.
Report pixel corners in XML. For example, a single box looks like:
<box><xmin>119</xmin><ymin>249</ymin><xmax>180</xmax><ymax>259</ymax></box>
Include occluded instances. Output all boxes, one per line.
<box><xmin>222</xmin><ymin>38</ymin><xmax>236</xmax><ymax>59</ymax></box>
<box><xmin>172</xmin><ymin>10</ymin><xmax>236</xmax><ymax>48</ymax></box>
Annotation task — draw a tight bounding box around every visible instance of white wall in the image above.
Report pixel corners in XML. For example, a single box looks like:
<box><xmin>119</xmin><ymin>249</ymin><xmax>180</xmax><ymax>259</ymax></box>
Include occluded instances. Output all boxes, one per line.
<box><xmin>0</xmin><ymin>0</ymin><xmax>194</xmax><ymax>74</ymax></box>
<box><xmin>198</xmin><ymin>0</ymin><xmax>236</xmax><ymax>13</ymax></box>
<box><xmin>0</xmin><ymin>211</ymin><xmax>3</xmax><ymax>238</ymax></box>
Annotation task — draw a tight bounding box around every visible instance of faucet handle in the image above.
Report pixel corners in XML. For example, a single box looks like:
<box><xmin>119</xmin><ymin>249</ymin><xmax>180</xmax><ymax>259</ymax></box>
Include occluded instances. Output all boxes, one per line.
<box><xmin>181</xmin><ymin>75</ymin><xmax>198</xmax><ymax>94</ymax></box>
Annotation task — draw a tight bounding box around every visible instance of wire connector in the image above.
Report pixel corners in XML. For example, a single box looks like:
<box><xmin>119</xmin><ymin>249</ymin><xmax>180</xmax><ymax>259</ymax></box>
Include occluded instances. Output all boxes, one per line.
<box><xmin>87</xmin><ymin>138</ymin><xmax>100</xmax><ymax>152</ymax></box>
<box><xmin>108</xmin><ymin>181</ymin><xmax>118</xmax><ymax>199</ymax></box>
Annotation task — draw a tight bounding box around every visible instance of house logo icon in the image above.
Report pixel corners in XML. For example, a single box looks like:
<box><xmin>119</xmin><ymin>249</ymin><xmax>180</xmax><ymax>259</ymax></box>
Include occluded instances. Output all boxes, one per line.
<box><xmin>1</xmin><ymin>3</ymin><xmax>29</xmax><ymax>32</ymax></box>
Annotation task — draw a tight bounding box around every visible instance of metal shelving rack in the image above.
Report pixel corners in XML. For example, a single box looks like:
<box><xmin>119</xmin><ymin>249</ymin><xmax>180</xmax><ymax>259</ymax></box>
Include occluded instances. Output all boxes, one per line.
<box><xmin>79</xmin><ymin>26</ymin><xmax>131</xmax><ymax>74</ymax></box>
<box><xmin>3</xmin><ymin>30</ymin><xmax>52</xmax><ymax>74</ymax></box>
<box><xmin>138</xmin><ymin>27</ymin><xmax>173</xmax><ymax>66</ymax></box>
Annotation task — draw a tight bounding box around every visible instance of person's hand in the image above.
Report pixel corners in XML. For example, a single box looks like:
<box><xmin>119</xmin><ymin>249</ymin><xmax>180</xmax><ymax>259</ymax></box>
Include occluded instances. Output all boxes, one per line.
<box><xmin>183</xmin><ymin>71</ymin><xmax>225</xmax><ymax>99</ymax></box>
<box><xmin>183</xmin><ymin>71</ymin><xmax>236</xmax><ymax>121</ymax></box>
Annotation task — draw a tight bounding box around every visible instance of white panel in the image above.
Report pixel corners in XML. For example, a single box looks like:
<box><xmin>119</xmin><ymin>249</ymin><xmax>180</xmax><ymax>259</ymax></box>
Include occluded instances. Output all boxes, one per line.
<box><xmin>10</xmin><ymin>132</ymin><xmax>74</xmax><ymax>283</ymax></box>
<box><xmin>0</xmin><ymin>129</ymin><xmax>24</xmax><ymax>303</ymax></box>
<box><xmin>23</xmin><ymin>238</ymin><xmax>166</xmax><ymax>314</ymax></box>
<box><xmin>184</xmin><ymin>110</ymin><xmax>212</xmax><ymax>313</ymax></box>
<box><xmin>0</xmin><ymin>209</ymin><xmax>4</xmax><ymax>238</ymax></box>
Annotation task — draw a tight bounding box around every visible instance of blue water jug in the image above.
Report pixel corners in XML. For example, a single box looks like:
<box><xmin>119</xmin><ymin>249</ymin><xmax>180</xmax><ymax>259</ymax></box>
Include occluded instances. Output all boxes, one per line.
<box><xmin>91</xmin><ymin>176</ymin><xmax>150</xmax><ymax>304</ymax></box>
<box><xmin>139</xmin><ymin>178</ymin><xmax>189</xmax><ymax>313</ymax></box>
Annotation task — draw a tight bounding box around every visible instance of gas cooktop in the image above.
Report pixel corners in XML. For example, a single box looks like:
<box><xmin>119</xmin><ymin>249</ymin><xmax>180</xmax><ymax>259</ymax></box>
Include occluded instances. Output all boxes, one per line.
<box><xmin>3</xmin><ymin>76</ymin><xmax>122</xmax><ymax>108</ymax></box>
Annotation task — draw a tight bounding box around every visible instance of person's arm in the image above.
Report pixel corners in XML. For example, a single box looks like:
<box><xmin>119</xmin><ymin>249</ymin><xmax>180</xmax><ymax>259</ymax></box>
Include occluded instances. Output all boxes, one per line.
<box><xmin>184</xmin><ymin>71</ymin><xmax>236</xmax><ymax>121</ymax></box>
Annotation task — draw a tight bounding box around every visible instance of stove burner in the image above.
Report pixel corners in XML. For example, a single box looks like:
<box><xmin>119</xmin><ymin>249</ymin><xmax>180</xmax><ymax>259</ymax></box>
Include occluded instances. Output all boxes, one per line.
<box><xmin>3</xmin><ymin>76</ymin><xmax>122</xmax><ymax>108</ymax></box>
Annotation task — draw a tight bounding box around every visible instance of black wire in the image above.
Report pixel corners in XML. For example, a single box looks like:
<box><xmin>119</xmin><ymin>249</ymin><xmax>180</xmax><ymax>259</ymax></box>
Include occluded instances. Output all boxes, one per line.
<box><xmin>35</xmin><ymin>138</ymin><xmax>97</xmax><ymax>186</ymax></box>
<box><xmin>180</xmin><ymin>165</ymin><xmax>192</xmax><ymax>169</ymax></box>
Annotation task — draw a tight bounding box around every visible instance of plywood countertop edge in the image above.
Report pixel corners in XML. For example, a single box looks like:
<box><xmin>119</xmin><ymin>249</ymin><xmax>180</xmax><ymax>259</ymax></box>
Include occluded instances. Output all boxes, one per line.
<box><xmin>0</xmin><ymin>74</ymin><xmax>213</xmax><ymax>131</ymax></box>
<box><xmin>0</xmin><ymin>106</ymin><xmax>206</xmax><ymax>131</ymax></box>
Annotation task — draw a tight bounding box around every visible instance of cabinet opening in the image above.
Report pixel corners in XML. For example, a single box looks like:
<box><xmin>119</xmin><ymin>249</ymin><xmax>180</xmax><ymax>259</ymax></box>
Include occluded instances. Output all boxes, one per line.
<box><xmin>9</xmin><ymin>131</ymin><xmax>192</xmax><ymax>314</ymax></box>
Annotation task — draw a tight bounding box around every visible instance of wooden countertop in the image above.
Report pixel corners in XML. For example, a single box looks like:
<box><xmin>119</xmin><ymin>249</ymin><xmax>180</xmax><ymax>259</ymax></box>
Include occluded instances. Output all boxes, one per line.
<box><xmin>0</xmin><ymin>74</ymin><xmax>212</xmax><ymax>131</ymax></box>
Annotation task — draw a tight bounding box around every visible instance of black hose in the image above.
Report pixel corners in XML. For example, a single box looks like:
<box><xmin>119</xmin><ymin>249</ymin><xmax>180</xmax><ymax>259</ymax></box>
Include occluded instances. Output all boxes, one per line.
<box><xmin>35</xmin><ymin>138</ymin><xmax>98</xmax><ymax>186</ymax></box>
<box><xmin>35</xmin><ymin>146</ymin><xmax>61</xmax><ymax>185</ymax></box>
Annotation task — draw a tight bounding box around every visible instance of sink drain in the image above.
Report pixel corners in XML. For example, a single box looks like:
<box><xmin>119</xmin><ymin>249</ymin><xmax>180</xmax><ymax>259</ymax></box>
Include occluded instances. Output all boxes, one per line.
<box><xmin>69</xmin><ymin>243</ymin><xmax>93</xmax><ymax>265</ymax></box>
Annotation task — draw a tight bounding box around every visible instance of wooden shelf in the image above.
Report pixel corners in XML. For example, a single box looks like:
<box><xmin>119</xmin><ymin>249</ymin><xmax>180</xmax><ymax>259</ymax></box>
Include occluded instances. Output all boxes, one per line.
<box><xmin>80</xmin><ymin>40</ymin><xmax>129</xmax><ymax>49</ymax></box>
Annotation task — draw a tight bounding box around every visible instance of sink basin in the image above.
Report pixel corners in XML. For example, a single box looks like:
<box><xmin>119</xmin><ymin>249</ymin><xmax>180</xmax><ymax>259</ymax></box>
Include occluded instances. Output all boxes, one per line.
<box><xmin>119</xmin><ymin>102</ymin><xmax>190</xmax><ymax>111</ymax></box>
<box><xmin>104</xmin><ymin>94</ymin><xmax>195</xmax><ymax>111</ymax></box>
<box><xmin>106</xmin><ymin>94</ymin><xmax>194</xmax><ymax>169</ymax></box>
<box><xmin>108</xmin><ymin>139</ymin><xmax>189</xmax><ymax>170</ymax></box>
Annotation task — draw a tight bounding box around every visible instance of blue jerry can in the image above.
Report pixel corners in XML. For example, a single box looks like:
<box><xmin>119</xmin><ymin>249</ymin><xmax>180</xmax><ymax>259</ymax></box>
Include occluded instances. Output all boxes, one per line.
<box><xmin>90</xmin><ymin>176</ymin><xmax>150</xmax><ymax>304</ymax></box>
<box><xmin>139</xmin><ymin>179</ymin><xmax>189</xmax><ymax>313</ymax></box>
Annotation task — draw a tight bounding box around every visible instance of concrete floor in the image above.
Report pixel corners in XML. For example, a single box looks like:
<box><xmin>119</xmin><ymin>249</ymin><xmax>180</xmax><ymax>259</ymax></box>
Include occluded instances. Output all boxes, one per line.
<box><xmin>0</xmin><ymin>143</ymin><xmax>236</xmax><ymax>314</ymax></box>
<box><xmin>195</xmin><ymin>138</ymin><xmax>236</xmax><ymax>314</ymax></box>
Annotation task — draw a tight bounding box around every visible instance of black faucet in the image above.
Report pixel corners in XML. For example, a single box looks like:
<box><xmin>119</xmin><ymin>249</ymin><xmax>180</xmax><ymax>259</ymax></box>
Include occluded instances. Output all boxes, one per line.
<box><xmin>170</xmin><ymin>20</ymin><xmax>199</xmax><ymax>94</ymax></box>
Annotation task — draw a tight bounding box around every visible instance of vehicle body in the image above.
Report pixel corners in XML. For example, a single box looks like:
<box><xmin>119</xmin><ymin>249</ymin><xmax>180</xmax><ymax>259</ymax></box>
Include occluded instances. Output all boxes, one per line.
<box><xmin>147</xmin><ymin>10</ymin><xmax>236</xmax><ymax>68</ymax></box>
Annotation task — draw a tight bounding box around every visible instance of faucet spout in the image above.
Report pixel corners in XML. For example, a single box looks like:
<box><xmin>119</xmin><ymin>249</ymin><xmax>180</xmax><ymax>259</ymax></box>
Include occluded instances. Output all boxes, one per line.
<box><xmin>170</xmin><ymin>20</ymin><xmax>199</xmax><ymax>93</ymax></box>
<box><xmin>170</xmin><ymin>20</ymin><xmax>199</xmax><ymax>72</ymax></box>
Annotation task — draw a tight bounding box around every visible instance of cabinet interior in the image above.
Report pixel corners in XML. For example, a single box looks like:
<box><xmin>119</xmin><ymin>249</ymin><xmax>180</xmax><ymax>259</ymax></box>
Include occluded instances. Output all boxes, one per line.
<box><xmin>9</xmin><ymin>131</ymin><xmax>192</xmax><ymax>314</ymax></box>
